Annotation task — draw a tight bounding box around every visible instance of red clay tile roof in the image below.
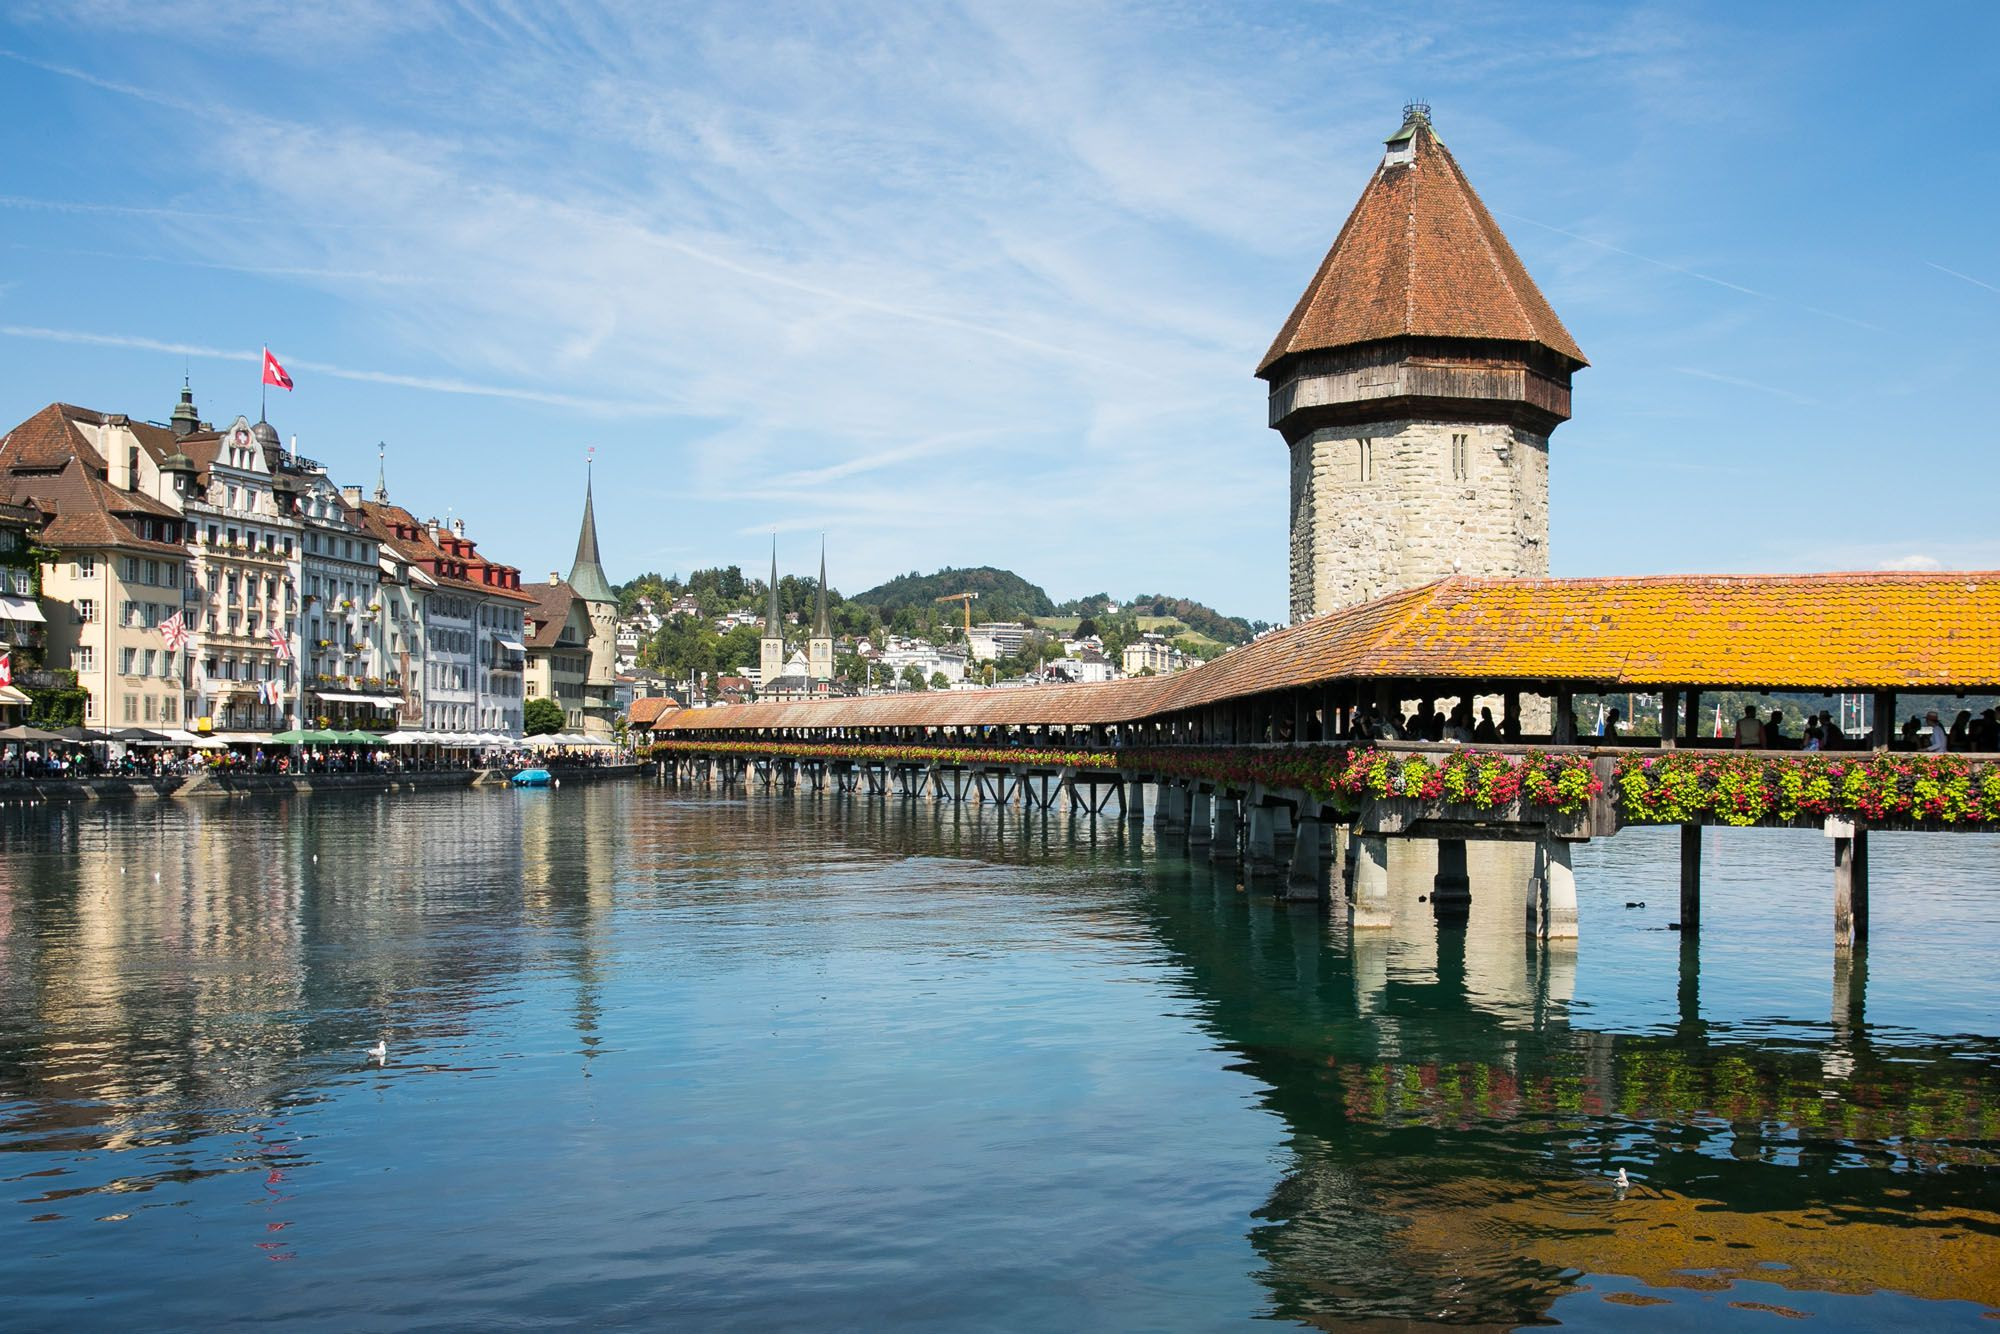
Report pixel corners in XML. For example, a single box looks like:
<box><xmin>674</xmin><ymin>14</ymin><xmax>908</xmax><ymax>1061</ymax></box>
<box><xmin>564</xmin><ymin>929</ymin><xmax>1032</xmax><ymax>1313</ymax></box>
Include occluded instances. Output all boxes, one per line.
<box><xmin>658</xmin><ymin>571</ymin><xmax>2000</xmax><ymax>733</ymax></box>
<box><xmin>524</xmin><ymin>579</ymin><xmax>581</xmax><ymax>649</ymax></box>
<box><xmin>355</xmin><ymin>500</ymin><xmax>535</xmax><ymax>604</ymax></box>
<box><xmin>626</xmin><ymin>696</ymin><xmax>684</xmax><ymax>727</ymax></box>
<box><xmin>5</xmin><ymin>457</ymin><xmax>185</xmax><ymax>556</ymax></box>
<box><xmin>0</xmin><ymin>403</ymin><xmax>107</xmax><ymax>472</ymax></box>
<box><xmin>1258</xmin><ymin>118</ymin><xmax>1585</xmax><ymax>374</ymax></box>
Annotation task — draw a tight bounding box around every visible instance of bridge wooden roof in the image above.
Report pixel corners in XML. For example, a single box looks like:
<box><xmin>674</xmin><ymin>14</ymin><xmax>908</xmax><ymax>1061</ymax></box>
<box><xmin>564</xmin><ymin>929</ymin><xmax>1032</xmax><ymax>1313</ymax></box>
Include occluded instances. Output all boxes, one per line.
<box><xmin>653</xmin><ymin>571</ymin><xmax>2000</xmax><ymax>732</ymax></box>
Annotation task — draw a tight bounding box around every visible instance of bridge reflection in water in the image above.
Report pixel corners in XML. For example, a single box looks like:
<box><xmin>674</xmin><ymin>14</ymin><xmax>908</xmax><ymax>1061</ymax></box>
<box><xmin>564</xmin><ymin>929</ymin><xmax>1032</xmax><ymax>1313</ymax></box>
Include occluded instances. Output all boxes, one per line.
<box><xmin>0</xmin><ymin>787</ymin><xmax>1993</xmax><ymax>1326</ymax></box>
<box><xmin>736</xmin><ymin>792</ymin><xmax>2000</xmax><ymax>1325</ymax></box>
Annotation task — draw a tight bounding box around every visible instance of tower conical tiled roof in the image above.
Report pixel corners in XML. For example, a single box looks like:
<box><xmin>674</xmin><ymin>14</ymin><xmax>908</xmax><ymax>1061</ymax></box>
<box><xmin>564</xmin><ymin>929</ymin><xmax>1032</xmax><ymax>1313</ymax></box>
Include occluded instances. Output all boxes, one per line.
<box><xmin>764</xmin><ymin>537</ymin><xmax>783</xmax><ymax>639</ymax></box>
<box><xmin>567</xmin><ymin>465</ymin><xmax>617</xmax><ymax>604</ymax></box>
<box><xmin>1258</xmin><ymin>106</ymin><xmax>1585</xmax><ymax>375</ymax></box>
<box><xmin>812</xmin><ymin>538</ymin><xmax>831</xmax><ymax>638</ymax></box>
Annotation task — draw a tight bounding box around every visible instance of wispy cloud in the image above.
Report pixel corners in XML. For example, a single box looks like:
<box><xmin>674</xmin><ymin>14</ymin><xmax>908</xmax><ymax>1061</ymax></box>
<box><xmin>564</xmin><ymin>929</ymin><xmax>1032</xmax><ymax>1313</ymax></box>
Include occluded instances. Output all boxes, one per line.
<box><xmin>1928</xmin><ymin>261</ymin><xmax>2000</xmax><ymax>296</ymax></box>
<box><xmin>0</xmin><ymin>324</ymin><xmax>672</xmax><ymax>413</ymax></box>
<box><xmin>1671</xmin><ymin>366</ymin><xmax>1817</xmax><ymax>406</ymax></box>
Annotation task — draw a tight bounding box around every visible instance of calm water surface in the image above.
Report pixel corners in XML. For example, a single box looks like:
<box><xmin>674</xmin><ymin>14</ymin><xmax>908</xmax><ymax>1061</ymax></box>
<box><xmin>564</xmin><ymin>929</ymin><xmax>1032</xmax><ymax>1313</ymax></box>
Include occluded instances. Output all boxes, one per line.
<box><xmin>0</xmin><ymin>781</ymin><xmax>1996</xmax><ymax>1329</ymax></box>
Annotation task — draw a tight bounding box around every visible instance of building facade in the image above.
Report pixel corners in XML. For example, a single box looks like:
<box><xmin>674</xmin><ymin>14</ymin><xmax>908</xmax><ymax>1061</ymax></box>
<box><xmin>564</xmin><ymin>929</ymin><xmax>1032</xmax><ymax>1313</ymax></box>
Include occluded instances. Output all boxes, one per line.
<box><xmin>1259</xmin><ymin>105</ymin><xmax>1587</xmax><ymax>622</ymax></box>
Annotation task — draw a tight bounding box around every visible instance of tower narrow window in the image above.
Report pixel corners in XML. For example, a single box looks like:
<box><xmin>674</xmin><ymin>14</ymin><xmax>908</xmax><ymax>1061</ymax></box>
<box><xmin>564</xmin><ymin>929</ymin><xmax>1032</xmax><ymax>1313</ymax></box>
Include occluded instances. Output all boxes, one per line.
<box><xmin>1451</xmin><ymin>433</ymin><xmax>1469</xmax><ymax>480</ymax></box>
<box><xmin>1358</xmin><ymin>438</ymin><xmax>1374</xmax><ymax>482</ymax></box>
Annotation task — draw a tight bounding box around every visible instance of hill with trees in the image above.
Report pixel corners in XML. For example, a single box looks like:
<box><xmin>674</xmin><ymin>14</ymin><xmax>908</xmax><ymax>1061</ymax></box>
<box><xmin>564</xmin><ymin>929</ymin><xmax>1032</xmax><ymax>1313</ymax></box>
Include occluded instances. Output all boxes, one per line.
<box><xmin>849</xmin><ymin>567</ymin><xmax>1057</xmax><ymax>624</ymax></box>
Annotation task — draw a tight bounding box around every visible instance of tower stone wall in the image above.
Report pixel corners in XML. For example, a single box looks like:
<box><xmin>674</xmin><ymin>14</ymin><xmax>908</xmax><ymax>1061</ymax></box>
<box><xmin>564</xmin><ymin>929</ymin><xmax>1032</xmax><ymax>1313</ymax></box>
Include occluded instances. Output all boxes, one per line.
<box><xmin>1288</xmin><ymin>420</ymin><xmax>1549</xmax><ymax>621</ymax></box>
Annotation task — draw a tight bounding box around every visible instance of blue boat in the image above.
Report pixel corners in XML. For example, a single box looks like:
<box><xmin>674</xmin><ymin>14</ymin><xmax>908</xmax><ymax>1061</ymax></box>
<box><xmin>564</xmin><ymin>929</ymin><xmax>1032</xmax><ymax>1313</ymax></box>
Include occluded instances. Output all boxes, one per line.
<box><xmin>511</xmin><ymin>768</ymin><xmax>552</xmax><ymax>788</ymax></box>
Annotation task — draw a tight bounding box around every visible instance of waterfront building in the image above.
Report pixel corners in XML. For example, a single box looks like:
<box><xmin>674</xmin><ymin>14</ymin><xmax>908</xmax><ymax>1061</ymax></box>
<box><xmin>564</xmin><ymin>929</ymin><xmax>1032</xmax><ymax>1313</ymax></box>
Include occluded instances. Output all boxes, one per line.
<box><xmin>288</xmin><ymin>466</ymin><xmax>392</xmax><ymax>726</ymax></box>
<box><xmin>524</xmin><ymin>575</ymin><xmax>596</xmax><ymax>729</ymax></box>
<box><xmin>0</xmin><ymin>403</ymin><xmax>192</xmax><ymax>728</ymax></box>
<box><xmin>357</xmin><ymin>499</ymin><xmax>532</xmax><ymax>736</ymax></box>
<box><xmin>1259</xmin><ymin>104</ymin><xmax>1586</xmax><ymax>622</ymax></box>
<box><xmin>174</xmin><ymin>416</ymin><xmax>305</xmax><ymax>731</ymax></box>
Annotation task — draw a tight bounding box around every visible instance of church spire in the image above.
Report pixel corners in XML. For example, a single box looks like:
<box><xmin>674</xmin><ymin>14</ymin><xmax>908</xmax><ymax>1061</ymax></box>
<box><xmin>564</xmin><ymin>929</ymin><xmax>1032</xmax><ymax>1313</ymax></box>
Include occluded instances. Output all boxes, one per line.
<box><xmin>566</xmin><ymin>456</ymin><xmax>617</xmax><ymax>604</ymax></box>
<box><xmin>812</xmin><ymin>537</ymin><xmax>831</xmax><ymax>638</ymax></box>
<box><xmin>373</xmin><ymin>442</ymin><xmax>389</xmax><ymax>503</ymax></box>
<box><xmin>764</xmin><ymin>536</ymin><xmax>782</xmax><ymax>638</ymax></box>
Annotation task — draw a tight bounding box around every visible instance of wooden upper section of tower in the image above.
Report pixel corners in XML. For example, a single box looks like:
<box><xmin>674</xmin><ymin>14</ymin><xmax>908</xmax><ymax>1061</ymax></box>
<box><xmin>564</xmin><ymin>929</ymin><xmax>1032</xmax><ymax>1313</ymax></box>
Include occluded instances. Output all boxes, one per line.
<box><xmin>1259</xmin><ymin>106</ymin><xmax>1587</xmax><ymax>437</ymax></box>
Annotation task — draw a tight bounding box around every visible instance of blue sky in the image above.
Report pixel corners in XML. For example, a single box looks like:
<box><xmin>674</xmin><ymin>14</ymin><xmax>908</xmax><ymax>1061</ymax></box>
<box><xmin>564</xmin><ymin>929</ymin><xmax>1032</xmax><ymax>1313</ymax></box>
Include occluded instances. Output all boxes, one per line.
<box><xmin>1</xmin><ymin>2</ymin><xmax>1995</xmax><ymax>623</ymax></box>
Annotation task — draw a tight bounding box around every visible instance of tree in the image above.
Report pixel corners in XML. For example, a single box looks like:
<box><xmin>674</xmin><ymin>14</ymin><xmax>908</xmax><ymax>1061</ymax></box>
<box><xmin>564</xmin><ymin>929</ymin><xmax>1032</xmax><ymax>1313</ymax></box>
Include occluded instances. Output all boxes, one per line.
<box><xmin>929</xmin><ymin>671</ymin><xmax>951</xmax><ymax>690</ymax></box>
<box><xmin>1075</xmin><ymin>616</ymin><xmax>1099</xmax><ymax>639</ymax></box>
<box><xmin>524</xmin><ymin>697</ymin><xmax>563</xmax><ymax>735</ymax></box>
<box><xmin>899</xmin><ymin>664</ymin><xmax>928</xmax><ymax>691</ymax></box>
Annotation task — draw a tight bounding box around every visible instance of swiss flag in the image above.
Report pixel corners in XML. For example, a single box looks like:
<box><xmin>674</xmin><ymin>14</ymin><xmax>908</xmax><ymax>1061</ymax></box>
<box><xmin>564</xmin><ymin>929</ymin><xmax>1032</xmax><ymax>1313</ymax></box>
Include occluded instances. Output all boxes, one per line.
<box><xmin>261</xmin><ymin>347</ymin><xmax>294</xmax><ymax>391</ymax></box>
<box><xmin>0</xmin><ymin>652</ymin><xmax>11</xmax><ymax>687</ymax></box>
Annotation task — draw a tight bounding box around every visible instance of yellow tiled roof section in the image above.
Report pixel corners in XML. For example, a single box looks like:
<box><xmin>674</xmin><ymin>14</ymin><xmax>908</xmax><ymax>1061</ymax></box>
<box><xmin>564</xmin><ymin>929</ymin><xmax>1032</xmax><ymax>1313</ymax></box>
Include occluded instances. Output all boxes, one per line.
<box><xmin>653</xmin><ymin>571</ymin><xmax>2000</xmax><ymax>732</ymax></box>
<box><xmin>1367</xmin><ymin>573</ymin><xmax>2000</xmax><ymax>689</ymax></box>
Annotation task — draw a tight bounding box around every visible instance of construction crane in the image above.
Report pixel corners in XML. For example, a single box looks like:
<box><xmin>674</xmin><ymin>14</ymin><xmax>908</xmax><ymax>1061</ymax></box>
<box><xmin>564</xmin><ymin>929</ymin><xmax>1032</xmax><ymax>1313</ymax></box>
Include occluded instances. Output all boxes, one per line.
<box><xmin>934</xmin><ymin>590</ymin><xmax>979</xmax><ymax>640</ymax></box>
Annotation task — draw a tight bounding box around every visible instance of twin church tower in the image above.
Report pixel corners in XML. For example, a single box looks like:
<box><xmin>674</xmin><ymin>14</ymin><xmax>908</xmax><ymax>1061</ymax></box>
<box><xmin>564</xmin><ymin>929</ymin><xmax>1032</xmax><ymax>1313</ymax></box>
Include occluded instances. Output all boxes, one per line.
<box><xmin>1263</xmin><ymin>104</ymin><xmax>1586</xmax><ymax>623</ymax></box>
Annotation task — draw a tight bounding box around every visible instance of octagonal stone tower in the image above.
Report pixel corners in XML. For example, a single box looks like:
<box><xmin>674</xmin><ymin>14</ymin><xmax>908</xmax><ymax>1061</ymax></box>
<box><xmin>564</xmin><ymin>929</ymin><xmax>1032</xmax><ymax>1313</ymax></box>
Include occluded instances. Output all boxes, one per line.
<box><xmin>1259</xmin><ymin>105</ymin><xmax>1587</xmax><ymax>623</ymax></box>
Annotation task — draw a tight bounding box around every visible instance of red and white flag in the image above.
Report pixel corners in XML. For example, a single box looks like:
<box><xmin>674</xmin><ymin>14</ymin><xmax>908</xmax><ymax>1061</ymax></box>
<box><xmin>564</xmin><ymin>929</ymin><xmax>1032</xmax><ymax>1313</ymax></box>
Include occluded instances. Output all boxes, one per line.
<box><xmin>0</xmin><ymin>651</ymin><xmax>10</xmax><ymax>688</ymax></box>
<box><xmin>158</xmin><ymin>610</ymin><xmax>190</xmax><ymax>652</ymax></box>
<box><xmin>262</xmin><ymin>347</ymin><xmax>293</xmax><ymax>391</ymax></box>
<box><xmin>268</xmin><ymin>624</ymin><xmax>293</xmax><ymax>661</ymax></box>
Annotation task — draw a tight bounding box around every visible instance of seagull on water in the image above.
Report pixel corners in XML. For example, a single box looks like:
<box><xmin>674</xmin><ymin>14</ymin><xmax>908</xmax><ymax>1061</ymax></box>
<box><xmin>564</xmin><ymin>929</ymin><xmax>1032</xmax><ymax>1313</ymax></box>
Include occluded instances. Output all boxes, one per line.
<box><xmin>367</xmin><ymin>1040</ymin><xmax>388</xmax><ymax>1062</ymax></box>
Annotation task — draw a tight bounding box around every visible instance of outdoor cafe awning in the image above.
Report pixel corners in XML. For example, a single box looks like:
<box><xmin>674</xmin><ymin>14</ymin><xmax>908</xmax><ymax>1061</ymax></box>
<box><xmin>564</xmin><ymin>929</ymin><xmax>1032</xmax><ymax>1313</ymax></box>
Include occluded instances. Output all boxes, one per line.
<box><xmin>315</xmin><ymin>691</ymin><xmax>403</xmax><ymax>704</ymax></box>
<box><xmin>497</xmin><ymin>638</ymin><xmax>527</xmax><ymax>652</ymax></box>
<box><xmin>0</xmin><ymin>684</ymin><xmax>30</xmax><ymax>705</ymax></box>
<box><xmin>0</xmin><ymin>596</ymin><xmax>45</xmax><ymax>623</ymax></box>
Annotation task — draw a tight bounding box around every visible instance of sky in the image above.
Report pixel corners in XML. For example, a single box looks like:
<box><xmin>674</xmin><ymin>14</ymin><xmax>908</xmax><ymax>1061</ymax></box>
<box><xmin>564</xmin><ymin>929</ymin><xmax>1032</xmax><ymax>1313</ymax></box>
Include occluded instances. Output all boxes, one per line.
<box><xmin>0</xmin><ymin>1</ymin><xmax>1995</xmax><ymax>624</ymax></box>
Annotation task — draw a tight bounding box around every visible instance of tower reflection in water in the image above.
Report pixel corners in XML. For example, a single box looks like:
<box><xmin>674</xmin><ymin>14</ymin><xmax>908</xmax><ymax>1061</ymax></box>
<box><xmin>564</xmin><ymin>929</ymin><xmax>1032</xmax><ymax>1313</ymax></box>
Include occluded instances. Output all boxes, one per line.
<box><xmin>0</xmin><ymin>789</ymin><xmax>1993</xmax><ymax>1327</ymax></box>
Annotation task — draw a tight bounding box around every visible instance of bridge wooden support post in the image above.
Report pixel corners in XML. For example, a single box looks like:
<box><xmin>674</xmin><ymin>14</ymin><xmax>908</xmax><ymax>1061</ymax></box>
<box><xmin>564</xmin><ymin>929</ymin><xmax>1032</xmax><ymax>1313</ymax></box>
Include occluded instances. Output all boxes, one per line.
<box><xmin>1349</xmin><ymin>833</ymin><xmax>1392</xmax><ymax>928</ymax></box>
<box><xmin>1122</xmin><ymin>775</ymin><xmax>1145</xmax><ymax>824</ymax></box>
<box><xmin>1833</xmin><ymin>824</ymin><xmax>1869</xmax><ymax>950</ymax></box>
<box><xmin>1679</xmin><ymin>824</ymin><xmax>1702</xmax><ymax>931</ymax></box>
<box><xmin>1188</xmin><ymin>789</ymin><xmax>1213</xmax><ymax>846</ymax></box>
<box><xmin>1210</xmin><ymin>795</ymin><xmax>1240</xmax><ymax>863</ymax></box>
<box><xmin>1432</xmin><ymin>837</ymin><xmax>1471</xmax><ymax>925</ymax></box>
<box><xmin>1285</xmin><ymin>815</ymin><xmax>1325</xmax><ymax>901</ymax></box>
<box><xmin>1526</xmin><ymin>834</ymin><xmax>1580</xmax><ymax>940</ymax></box>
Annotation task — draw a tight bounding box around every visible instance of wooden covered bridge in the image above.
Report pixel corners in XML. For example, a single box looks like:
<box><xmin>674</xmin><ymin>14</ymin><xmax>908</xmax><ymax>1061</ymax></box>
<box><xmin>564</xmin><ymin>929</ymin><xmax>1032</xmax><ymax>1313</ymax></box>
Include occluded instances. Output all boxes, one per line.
<box><xmin>648</xmin><ymin>570</ymin><xmax>2000</xmax><ymax>945</ymax></box>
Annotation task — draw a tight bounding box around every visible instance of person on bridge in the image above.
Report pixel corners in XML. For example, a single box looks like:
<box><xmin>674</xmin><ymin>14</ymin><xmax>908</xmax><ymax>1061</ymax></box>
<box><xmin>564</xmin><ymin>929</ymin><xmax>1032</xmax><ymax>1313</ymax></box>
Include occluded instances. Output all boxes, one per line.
<box><xmin>1765</xmin><ymin>709</ymin><xmax>1787</xmax><ymax>749</ymax></box>
<box><xmin>1735</xmin><ymin>705</ymin><xmax>1764</xmax><ymax>749</ymax></box>
<box><xmin>1473</xmin><ymin>707</ymin><xmax>1499</xmax><ymax>743</ymax></box>
<box><xmin>1926</xmin><ymin>710</ymin><xmax>1949</xmax><ymax>753</ymax></box>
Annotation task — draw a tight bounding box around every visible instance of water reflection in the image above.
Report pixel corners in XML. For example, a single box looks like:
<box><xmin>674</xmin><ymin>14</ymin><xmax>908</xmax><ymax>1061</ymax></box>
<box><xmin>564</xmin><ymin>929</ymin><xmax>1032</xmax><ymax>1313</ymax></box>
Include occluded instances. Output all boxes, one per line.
<box><xmin>0</xmin><ymin>785</ymin><xmax>1994</xmax><ymax>1327</ymax></box>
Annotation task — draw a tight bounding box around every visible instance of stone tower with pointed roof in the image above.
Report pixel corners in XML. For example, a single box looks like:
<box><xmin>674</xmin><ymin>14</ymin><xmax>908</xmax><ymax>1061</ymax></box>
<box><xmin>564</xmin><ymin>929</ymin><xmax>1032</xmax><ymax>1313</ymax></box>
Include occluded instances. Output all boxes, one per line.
<box><xmin>568</xmin><ymin>465</ymin><xmax>620</xmax><ymax>734</ymax></box>
<box><xmin>808</xmin><ymin>539</ymin><xmax>833</xmax><ymax>682</ymax></box>
<box><xmin>760</xmin><ymin>537</ymin><xmax>786</xmax><ymax>684</ymax></box>
<box><xmin>1260</xmin><ymin>104</ymin><xmax>1587</xmax><ymax>622</ymax></box>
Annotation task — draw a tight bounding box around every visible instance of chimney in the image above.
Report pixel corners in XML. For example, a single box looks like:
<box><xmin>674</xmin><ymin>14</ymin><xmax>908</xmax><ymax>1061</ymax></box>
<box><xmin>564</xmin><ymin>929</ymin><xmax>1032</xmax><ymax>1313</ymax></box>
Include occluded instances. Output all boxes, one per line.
<box><xmin>340</xmin><ymin>485</ymin><xmax>362</xmax><ymax>506</ymax></box>
<box><xmin>453</xmin><ymin>518</ymin><xmax>466</xmax><ymax>538</ymax></box>
<box><xmin>550</xmin><ymin>570</ymin><xmax>561</xmax><ymax>585</ymax></box>
<box><xmin>427</xmin><ymin>518</ymin><xmax>441</xmax><ymax>542</ymax></box>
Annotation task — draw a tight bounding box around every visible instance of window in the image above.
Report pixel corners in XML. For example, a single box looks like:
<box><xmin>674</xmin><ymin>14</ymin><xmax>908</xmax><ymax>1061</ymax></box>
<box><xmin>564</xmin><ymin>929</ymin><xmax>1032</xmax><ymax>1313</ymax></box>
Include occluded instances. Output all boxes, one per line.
<box><xmin>120</xmin><ymin>647</ymin><xmax>136</xmax><ymax>675</ymax></box>
<box><xmin>1451</xmin><ymin>432</ymin><xmax>1469</xmax><ymax>480</ymax></box>
<box><xmin>76</xmin><ymin>598</ymin><xmax>97</xmax><ymax>623</ymax></box>
<box><xmin>144</xmin><ymin>694</ymin><xmax>157</xmax><ymax>722</ymax></box>
<box><xmin>83</xmin><ymin>695</ymin><xmax>95</xmax><ymax>722</ymax></box>
<box><xmin>76</xmin><ymin>645</ymin><xmax>94</xmax><ymax>673</ymax></box>
<box><xmin>163</xmin><ymin>695</ymin><xmax>178</xmax><ymax>723</ymax></box>
<box><xmin>142</xmin><ymin>648</ymin><xmax>156</xmax><ymax>676</ymax></box>
<box><xmin>123</xmin><ymin>695</ymin><xmax>137</xmax><ymax>722</ymax></box>
<box><xmin>10</xmin><ymin>570</ymin><xmax>28</xmax><ymax>596</ymax></box>
<box><xmin>121</xmin><ymin>557</ymin><xmax>140</xmax><ymax>582</ymax></box>
<box><xmin>76</xmin><ymin>556</ymin><xmax>96</xmax><ymax>579</ymax></box>
<box><xmin>1358</xmin><ymin>438</ymin><xmax>1374</xmax><ymax>482</ymax></box>
<box><xmin>162</xmin><ymin>651</ymin><xmax>177</xmax><ymax>679</ymax></box>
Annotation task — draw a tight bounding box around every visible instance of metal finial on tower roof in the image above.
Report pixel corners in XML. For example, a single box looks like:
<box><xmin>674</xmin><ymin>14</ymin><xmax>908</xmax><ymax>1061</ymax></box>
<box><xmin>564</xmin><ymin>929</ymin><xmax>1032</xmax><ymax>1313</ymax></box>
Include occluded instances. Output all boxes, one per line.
<box><xmin>1404</xmin><ymin>101</ymin><xmax>1431</xmax><ymax>125</ymax></box>
<box><xmin>374</xmin><ymin>441</ymin><xmax>389</xmax><ymax>503</ymax></box>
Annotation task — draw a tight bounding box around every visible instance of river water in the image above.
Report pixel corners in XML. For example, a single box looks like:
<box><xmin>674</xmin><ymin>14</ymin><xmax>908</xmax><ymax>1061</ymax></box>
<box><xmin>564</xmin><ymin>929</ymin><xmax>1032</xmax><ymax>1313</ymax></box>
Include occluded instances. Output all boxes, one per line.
<box><xmin>1</xmin><ymin>781</ymin><xmax>1995</xmax><ymax>1329</ymax></box>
